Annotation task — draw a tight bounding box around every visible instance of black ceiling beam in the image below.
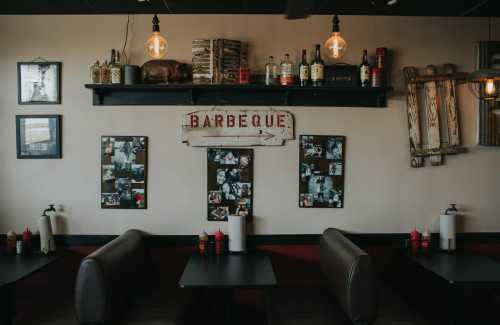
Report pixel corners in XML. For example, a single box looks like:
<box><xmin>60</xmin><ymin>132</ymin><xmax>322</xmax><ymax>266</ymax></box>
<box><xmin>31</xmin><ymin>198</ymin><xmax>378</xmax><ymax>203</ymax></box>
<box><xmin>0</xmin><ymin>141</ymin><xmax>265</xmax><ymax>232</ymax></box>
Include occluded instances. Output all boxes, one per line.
<box><xmin>1</xmin><ymin>0</ymin><xmax>499</xmax><ymax>16</ymax></box>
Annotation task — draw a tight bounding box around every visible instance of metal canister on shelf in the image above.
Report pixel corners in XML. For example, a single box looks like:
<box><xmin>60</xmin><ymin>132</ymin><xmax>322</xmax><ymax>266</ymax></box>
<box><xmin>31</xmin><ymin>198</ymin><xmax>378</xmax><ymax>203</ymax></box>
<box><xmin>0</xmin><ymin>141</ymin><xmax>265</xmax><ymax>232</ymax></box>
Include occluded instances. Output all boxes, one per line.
<box><xmin>371</xmin><ymin>67</ymin><xmax>381</xmax><ymax>87</ymax></box>
<box><xmin>376</xmin><ymin>47</ymin><xmax>387</xmax><ymax>87</ymax></box>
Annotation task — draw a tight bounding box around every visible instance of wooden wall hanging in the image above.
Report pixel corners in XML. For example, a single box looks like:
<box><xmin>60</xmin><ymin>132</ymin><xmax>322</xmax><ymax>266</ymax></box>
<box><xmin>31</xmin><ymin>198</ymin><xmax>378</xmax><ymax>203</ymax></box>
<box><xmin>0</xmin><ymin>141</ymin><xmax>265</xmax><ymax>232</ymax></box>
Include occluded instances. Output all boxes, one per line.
<box><xmin>192</xmin><ymin>39</ymin><xmax>241</xmax><ymax>85</ymax></box>
<box><xmin>403</xmin><ymin>64</ymin><xmax>467</xmax><ymax>167</ymax></box>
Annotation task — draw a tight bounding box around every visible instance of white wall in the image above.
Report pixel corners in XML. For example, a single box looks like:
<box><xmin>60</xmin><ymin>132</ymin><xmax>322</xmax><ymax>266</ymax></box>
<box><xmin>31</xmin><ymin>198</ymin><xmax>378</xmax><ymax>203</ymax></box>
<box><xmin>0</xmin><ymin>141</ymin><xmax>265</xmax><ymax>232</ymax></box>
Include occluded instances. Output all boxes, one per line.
<box><xmin>0</xmin><ymin>15</ymin><xmax>499</xmax><ymax>235</ymax></box>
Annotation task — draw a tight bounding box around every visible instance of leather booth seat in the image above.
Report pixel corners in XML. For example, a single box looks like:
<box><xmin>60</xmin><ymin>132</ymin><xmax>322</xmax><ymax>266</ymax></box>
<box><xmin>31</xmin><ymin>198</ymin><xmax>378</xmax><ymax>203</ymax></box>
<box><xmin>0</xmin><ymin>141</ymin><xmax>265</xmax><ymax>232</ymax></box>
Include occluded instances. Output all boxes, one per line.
<box><xmin>75</xmin><ymin>229</ymin><xmax>196</xmax><ymax>325</ymax></box>
<box><xmin>270</xmin><ymin>228</ymin><xmax>378</xmax><ymax>325</ymax></box>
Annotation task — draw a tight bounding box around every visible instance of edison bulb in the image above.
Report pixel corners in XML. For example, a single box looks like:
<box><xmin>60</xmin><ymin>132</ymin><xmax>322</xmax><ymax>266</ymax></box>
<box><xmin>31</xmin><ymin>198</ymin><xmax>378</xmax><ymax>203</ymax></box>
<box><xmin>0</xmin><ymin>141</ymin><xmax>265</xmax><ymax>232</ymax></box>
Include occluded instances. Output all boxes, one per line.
<box><xmin>485</xmin><ymin>78</ymin><xmax>496</xmax><ymax>97</ymax></box>
<box><xmin>325</xmin><ymin>32</ymin><xmax>347</xmax><ymax>60</ymax></box>
<box><xmin>145</xmin><ymin>32</ymin><xmax>168</xmax><ymax>59</ymax></box>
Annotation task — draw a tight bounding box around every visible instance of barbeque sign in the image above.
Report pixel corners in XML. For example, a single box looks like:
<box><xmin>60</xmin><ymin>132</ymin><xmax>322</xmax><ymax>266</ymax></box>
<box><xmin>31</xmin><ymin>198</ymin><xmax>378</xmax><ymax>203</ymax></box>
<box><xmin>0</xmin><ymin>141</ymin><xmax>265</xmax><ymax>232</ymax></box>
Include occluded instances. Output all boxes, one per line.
<box><xmin>182</xmin><ymin>109</ymin><xmax>294</xmax><ymax>146</ymax></box>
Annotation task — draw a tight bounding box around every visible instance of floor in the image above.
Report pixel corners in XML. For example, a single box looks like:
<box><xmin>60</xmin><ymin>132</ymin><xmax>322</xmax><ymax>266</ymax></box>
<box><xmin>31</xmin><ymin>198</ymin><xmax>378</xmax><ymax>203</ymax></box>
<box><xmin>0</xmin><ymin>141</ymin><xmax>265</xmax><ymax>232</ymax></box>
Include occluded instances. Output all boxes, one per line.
<box><xmin>11</xmin><ymin>283</ymin><xmax>447</xmax><ymax>325</ymax></box>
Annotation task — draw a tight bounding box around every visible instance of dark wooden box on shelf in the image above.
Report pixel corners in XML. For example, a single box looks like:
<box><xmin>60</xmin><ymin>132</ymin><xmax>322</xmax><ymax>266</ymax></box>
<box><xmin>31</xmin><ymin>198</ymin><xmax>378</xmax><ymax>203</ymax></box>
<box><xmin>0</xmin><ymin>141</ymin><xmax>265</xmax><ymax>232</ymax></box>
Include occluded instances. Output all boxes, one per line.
<box><xmin>84</xmin><ymin>84</ymin><xmax>388</xmax><ymax>108</ymax></box>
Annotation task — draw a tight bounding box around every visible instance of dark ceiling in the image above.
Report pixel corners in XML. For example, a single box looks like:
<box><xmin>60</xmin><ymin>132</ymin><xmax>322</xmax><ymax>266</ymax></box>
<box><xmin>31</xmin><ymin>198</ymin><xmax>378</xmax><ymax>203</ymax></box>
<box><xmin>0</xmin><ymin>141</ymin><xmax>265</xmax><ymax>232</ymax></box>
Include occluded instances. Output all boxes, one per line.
<box><xmin>1</xmin><ymin>0</ymin><xmax>499</xmax><ymax>16</ymax></box>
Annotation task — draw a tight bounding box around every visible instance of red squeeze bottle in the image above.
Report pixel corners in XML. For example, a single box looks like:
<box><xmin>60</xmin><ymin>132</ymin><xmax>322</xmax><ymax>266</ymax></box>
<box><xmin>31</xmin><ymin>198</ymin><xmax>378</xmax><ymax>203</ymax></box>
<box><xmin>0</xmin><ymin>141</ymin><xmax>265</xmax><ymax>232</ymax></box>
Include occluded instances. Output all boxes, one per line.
<box><xmin>410</xmin><ymin>228</ymin><xmax>421</xmax><ymax>255</ymax></box>
<box><xmin>22</xmin><ymin>228</ymin><xmax>33</xmax><ymax>254</ymax></box>
<box><xmin>215</xmin><ymin>229</ymin><xmax>225</xmax><ymax>255</ymax></box>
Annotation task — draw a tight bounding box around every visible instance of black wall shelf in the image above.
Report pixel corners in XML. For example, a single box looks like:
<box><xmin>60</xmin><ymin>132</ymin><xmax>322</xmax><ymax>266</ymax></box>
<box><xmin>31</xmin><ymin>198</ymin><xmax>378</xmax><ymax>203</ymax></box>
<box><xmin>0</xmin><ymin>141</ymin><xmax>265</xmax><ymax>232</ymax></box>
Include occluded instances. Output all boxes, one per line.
<box><xmin>85</xmin><ymin>84</ymin><xmax>387</xmax><ymax>108</ymax></box>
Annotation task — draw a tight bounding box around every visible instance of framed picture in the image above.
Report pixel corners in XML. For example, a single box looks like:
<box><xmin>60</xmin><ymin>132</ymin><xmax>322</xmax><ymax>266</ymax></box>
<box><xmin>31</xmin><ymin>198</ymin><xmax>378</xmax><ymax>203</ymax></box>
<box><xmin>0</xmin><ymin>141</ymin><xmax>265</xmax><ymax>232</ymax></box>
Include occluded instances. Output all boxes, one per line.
<box><xmin>16</xmin><ymin>115</ymin><xmax>62</xmax><ymax>159</ymax></box>
<box><xmin>101</xmin><ymin>136</ymin><xmax>148</xmax><ymax>209</ymax></box>
<box><xmin>207</xmin><ymin>148</ymin><xmax>253</xmax><ymax>221</ymax></box>
<box><xmin>18</xmin><ymin>61</ymin><xmax>61</xmax><ymax>105</ymax></box>
<box><xmin>299</xmin><ymin>135</ymin><xmax>345</xmax><ymax>208</ymax></box>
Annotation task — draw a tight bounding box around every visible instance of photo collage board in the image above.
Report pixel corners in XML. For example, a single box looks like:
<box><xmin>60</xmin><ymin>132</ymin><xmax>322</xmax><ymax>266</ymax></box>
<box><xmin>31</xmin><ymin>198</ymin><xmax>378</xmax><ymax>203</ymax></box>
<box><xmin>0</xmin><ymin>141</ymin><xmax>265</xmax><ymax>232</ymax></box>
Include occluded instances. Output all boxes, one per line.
<box><xmin>101</xmin><ymin>136</ymin><xmax>147</xmax><ymax>209</ymax></box>
<box><xmin>207</xmin><ymin>148</ymin><xmax>253</xmax><ymax>221</ymax></box>
<box><xmin>299</xmin><ymin>135</ymin><xmax>345</xmax><ymax>208</ymax></box>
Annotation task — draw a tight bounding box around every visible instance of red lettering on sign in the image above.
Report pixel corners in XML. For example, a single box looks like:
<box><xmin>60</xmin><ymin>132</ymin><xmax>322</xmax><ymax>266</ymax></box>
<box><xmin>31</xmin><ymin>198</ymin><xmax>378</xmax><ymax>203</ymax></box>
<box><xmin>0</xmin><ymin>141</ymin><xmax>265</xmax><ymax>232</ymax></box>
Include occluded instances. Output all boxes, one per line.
<box><xmin>215</xmin><ymin>114</ymin><xmax>223</xmax><ymax>127</ymax></box>
<box><xmin>277</xmin><ymin>114</ymin><xmax>285</xmax><ymax>128</ymax></box>
<box><xmin>203</xmin><ymin>115</ymin><xmax>211</xmax><ymax>128</ymax></box>
<box><xmin>239</xmin><ymin>114</ymin><xmax>247</xmax><ymax>127</ymax></box>
<box><xmin>252</xmin><ymin>115</ymin><xmax>261</xmax><ymax>127</ymax></box>
<box><xmin>190</xmin><ymin>115</ymin><xmax>199</xmax><ymax>128</ymax></box>
<box><xmin>265</xmin><ymin>115</ymin><xmax>274</xmax><ymax>127</ymax></box>
<box><xmin>227</xmin><ymin>115</ymin><xmax>235</xmax><ymax>127</ymax></box>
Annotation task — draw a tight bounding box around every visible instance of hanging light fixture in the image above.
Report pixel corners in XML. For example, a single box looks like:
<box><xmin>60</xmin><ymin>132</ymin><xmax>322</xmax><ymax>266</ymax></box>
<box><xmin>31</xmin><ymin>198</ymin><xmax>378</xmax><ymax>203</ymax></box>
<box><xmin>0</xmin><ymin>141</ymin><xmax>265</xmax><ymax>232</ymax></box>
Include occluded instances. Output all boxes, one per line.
<box><xmin>324</xmin><ymin>15</ymin><xmax>347</xmax><ymax>60</ymax></box>
<box><xmin>468</xmin><ymin>70</ymin><xmax>500</xmax><ymax>101</ymax></box>
<box><xmin>145</xmin><ymin>14</ymin><xmax>168</xmax><ymax>59</ymax></box>
<box><xmin>467</xmin><ymin>17</ymin><xmax>500</xmax><ymax>105</ymax></box>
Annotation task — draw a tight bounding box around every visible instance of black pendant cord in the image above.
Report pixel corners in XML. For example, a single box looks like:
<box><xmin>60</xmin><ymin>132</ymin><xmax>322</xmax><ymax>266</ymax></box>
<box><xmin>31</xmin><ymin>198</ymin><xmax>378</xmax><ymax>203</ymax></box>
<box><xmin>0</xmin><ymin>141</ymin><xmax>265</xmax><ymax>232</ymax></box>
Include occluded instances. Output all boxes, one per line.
<box><xmin>332</xmin><ymin>15</ymin><xmax>340</xmax><ymax>33</ymax></box>
<box><xmin>152</xmin><ymin>14</ymin><xmax>160</xmax><ymax>32</ymax></box>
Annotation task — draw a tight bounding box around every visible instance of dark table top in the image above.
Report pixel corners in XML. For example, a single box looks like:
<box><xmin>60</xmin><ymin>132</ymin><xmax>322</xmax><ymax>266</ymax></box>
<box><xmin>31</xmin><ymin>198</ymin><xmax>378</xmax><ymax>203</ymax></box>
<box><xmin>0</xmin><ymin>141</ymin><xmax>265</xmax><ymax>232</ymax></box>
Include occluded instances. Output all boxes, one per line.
<box><xmin>407</xmin><ymin>252</ymin><xmax>500</xmax><ymax>285</ymax></box>
<box><xmin>179</xmin><ymin>252</ymin><xmax>277</xmax><ymax>288</ymax></box>
<box><xmin>0</xmin><ymin>252</ymin><xmax>65</xmax><ymax>286</ymax></box>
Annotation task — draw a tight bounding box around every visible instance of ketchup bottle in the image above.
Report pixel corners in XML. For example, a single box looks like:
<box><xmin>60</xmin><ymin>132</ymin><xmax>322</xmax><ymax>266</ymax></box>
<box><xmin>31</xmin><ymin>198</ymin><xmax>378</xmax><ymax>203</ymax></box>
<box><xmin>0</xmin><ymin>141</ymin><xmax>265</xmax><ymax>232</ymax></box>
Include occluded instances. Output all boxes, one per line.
<box><xmin>410</xmin><ymin>228</ymin><xmax>421</xmax><ymax>255</ymax></box>
<box><xmin>215</xmin><ymin>229</ymin><xmax>225</xmax><ymax>255</ymax></box>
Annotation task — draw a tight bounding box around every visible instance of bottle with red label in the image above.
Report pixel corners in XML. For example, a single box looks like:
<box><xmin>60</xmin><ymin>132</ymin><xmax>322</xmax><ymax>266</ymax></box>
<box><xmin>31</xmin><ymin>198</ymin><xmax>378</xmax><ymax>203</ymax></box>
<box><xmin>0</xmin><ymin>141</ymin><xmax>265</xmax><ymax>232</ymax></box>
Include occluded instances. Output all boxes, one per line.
<box><xmin>421</xmin><ymin>228</ymin><xmax>432</xmax><ymax>253</ymax></box>
<box><xmin>410</xmin><ymin>228</ymin><xmax>421</xmax><ymax>255</ymax></box>
<box><xmin>239</xmin><ymin>53</ymin><xmax>250</xmax><ymax>85</ymax></box>
<box><xmin>280</xmin><ymin>53</ymin><xmax>294</xmax><ymax>86</ymax></box>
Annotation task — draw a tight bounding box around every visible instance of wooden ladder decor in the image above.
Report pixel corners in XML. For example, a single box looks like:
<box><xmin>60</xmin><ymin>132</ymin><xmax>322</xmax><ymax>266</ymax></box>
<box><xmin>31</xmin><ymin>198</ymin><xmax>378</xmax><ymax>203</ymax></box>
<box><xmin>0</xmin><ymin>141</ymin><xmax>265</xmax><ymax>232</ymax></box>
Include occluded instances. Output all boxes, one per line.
<box><xmin>403</xmin><ymin>64</ymin><xmax>467</xmax><ymax>168</ymax></box>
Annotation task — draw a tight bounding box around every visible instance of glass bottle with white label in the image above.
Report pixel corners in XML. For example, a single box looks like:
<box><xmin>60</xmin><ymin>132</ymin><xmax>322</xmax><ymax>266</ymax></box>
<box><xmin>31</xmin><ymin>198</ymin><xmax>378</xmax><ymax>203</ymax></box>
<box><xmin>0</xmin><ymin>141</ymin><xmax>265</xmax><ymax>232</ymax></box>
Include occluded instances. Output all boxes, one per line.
<box><xmin>311</xmin><ymin>44</ymin><xmax>324</xmax><ymax>87</ymax></box>
<box><xmin>280</xmin><ymin>53</ymin><xmax>294</xmax><ymax>86</ymax></box>
<box><xmin>299</xmin><ymin>49</ymin><xmax>309</xmax><ymax>87</ymax></box>
<box><xmin>360</xmin><ymin>49</ymin><xmax>371</xmax><ymax>88</ymax></box>
<box><xmin>265</xmin><ymin>56</ymin><xmax>279</xmax><ymax>86</ymax></box>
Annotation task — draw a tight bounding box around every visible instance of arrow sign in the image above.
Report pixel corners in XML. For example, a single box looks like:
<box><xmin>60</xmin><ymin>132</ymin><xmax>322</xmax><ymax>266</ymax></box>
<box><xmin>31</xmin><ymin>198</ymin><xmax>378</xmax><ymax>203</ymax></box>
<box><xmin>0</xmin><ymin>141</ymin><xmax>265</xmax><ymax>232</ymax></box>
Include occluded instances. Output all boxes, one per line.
<box><xmin>182</xmin><ymin>110</ymin><xmax>294</xmax><ymax>147</ymax></box>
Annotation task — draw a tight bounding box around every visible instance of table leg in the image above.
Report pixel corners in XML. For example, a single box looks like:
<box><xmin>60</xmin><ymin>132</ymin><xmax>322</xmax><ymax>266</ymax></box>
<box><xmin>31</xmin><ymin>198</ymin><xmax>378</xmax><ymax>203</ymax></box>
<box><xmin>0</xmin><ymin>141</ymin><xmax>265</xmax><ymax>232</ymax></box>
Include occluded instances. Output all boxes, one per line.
<box><xmin>0</xmin><ymin>284</ymin><xmax>13</xmax><ymax>325</ymax></box>
<box><xmin>449</xmin><ymin>283</ymin><xmax>464</xmax><ymax>325</ymax></box>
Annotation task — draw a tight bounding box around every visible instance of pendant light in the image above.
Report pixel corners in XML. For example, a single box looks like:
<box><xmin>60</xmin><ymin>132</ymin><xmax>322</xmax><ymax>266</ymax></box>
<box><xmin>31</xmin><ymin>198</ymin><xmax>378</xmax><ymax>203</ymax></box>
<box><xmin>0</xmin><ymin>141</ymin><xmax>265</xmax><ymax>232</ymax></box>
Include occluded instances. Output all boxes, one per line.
<box><xmin>468</xmin><ymin>17</ymin><xmax>500</xmax><ymax>103</ymax></box>
<box><xmin>145</xmin><ymin>14</ymin><xmax>168</xmax><ymax>59</ymax></box>
<box><xmin>324</xmin><ymin>15</ymin><xmax>347</xmax><ymax>60</ymax></box>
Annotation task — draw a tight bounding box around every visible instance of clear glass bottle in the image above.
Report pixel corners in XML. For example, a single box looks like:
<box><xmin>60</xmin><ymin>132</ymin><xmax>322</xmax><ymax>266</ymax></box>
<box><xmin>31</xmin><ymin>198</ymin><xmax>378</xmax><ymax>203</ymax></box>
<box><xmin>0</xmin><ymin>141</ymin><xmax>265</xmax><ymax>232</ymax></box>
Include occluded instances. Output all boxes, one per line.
<box><xmin>111</xmin><ymin>49</ymin><xmax>122</xmax><ymax>84</ymax></box>
<box><xmin>100</xmin><ymin>60</ymin><xmax>111</xmax><ymax>84</ymax></box>
<box><xmin>265</xmin><ymin>56</ymin><xmax>279</xmax><ymax>86</ymax></box>
<box><xmin>280</xmin><ymin>53</ymin><xmax>294</xmax><ymax>86</ymax></box>
<box><xmin>311</xmin><ymin>44</ymin><xmax>325</xmax><ymax>87</ymax></box>
<box><xmin>90</xmin><ymin>60</ymin><xmax>101</xmax><ymax>84</ymax></box>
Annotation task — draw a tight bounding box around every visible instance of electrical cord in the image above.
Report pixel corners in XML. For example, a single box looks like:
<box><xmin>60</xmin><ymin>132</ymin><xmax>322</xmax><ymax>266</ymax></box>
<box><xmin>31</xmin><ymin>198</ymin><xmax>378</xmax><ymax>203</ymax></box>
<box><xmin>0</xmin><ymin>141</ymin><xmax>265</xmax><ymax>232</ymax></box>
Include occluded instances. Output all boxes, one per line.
<box><xmin>122</xmin><ymin>14</ymin><xmax>130</xmax><ymax>64</ymax></box>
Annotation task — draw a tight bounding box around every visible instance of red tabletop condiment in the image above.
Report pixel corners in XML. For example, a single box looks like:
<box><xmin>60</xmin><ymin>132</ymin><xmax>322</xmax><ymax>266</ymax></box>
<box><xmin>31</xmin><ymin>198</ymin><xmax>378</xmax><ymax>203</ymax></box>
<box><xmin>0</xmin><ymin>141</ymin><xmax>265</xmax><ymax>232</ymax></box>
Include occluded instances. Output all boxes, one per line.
<box><xmin>215</xmin><ymin>229</ymin><xmax>225</xmax><ymax>255</ymax></box>
<box><xmin>410</xmin><ymin>228</ymin><xmax>421</xmax><ymax>255</ymax></box>
<box><xmin>22</xmin><ymin>228</ymin><xmax>33</xmax><ymax>254</ymax></box>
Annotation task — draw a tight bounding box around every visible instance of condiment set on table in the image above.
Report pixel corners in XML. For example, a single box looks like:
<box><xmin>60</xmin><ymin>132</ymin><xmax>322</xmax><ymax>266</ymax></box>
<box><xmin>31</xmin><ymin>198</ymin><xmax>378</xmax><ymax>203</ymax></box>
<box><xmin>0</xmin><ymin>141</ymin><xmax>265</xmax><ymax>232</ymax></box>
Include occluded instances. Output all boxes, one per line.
<box><xmin>407</xmin><ymin>203</ymin><xmax>458</xmax><ymax>255</ymax></box>
<box><xmin>3</xmin><ymin>204</ymin><xmax>58</xmax><ymax>256</ymax></box>
<box><xmin>198</xmin><ymin>214</ymin><xmax>247</xmax><ymax>255</ymax></box>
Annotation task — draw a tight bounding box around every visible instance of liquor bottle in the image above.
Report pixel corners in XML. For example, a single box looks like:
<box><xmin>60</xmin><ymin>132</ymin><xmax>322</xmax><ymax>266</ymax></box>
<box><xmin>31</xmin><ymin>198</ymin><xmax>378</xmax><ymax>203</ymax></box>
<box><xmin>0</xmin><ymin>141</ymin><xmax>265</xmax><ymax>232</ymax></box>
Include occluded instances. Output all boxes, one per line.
<box><xmin>311</xmin><ymin>44</ymin><xmax>325</xmax><ymax>87</ymax></box>
<box><xmin>90</xmin><ymin>60</ymin><xmax>101</xmax><ymax>84</ymax></box>
<box><xmin>239</xmin><ymin>53</ymin><xmax>250</xmax><ymax>85</ymax></box>
<box><xmin>265</xmin><ymin>56</ymin><xmax>279</xmax><ymax>86</ymax></box>
<box><xmin>110</xmin><ymin>49</ymin><xmax>122</xmax><ymax>84</ymax></box>
<box><xmin>100</xmin><ymin>60</ymin><xmax>111</xmax><ymax>84</ymax></box>
<box><xmin>360</xmin><ymin>49</ymin><xmax>371</xmax><ymax>88</ymax></box>
<box><xmin>299</xmin><ymin>49</ymin><xmax>309</xmax><ymax>87</ymax></box>
<box><xmin>280</xmin><ymin>53</ymin><xmax>294</xmax><ymax>86</ymax></box>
